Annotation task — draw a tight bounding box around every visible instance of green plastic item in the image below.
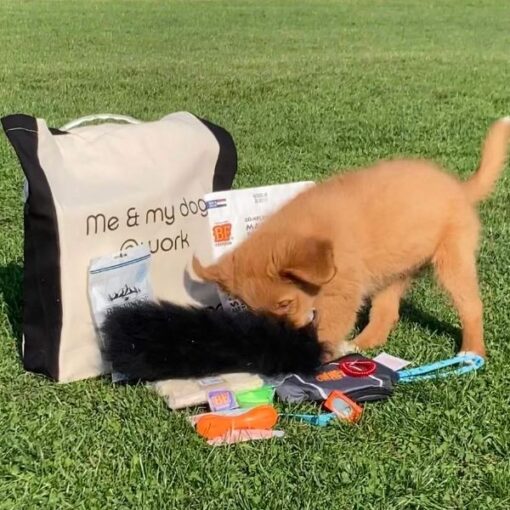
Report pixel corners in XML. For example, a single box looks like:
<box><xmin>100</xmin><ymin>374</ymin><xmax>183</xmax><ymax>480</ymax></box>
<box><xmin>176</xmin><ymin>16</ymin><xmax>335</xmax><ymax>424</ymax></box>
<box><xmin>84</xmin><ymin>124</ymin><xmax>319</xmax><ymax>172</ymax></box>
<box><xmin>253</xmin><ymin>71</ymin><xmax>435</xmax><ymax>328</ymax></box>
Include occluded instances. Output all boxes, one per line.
<box><xmin>235</xmin><ymin>385</ymin><xmax>275</xmax><ymax>408</ymax></box>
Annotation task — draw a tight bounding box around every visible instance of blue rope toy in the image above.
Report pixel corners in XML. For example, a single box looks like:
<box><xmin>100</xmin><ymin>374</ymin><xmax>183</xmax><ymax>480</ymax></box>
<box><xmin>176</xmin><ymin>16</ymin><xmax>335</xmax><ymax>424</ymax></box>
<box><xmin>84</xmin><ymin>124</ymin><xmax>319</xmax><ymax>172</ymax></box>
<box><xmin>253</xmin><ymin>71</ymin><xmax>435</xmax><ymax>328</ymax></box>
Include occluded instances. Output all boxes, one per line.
<box><xmin>397</xmin><ymin>353</ymin><xmax>484</xmax><ymax>383</ymax></box>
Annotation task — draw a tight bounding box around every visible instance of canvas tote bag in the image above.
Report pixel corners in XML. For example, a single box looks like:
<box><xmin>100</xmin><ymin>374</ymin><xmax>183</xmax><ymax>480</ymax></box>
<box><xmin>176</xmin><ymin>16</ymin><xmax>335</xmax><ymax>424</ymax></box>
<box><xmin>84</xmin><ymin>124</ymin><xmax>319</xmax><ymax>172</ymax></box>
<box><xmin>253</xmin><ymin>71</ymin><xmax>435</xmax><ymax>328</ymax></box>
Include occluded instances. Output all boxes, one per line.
<box><xmin>1</xmin><ymin>112</ymin><xmax>237</xmax><ymax>382</ymax></box>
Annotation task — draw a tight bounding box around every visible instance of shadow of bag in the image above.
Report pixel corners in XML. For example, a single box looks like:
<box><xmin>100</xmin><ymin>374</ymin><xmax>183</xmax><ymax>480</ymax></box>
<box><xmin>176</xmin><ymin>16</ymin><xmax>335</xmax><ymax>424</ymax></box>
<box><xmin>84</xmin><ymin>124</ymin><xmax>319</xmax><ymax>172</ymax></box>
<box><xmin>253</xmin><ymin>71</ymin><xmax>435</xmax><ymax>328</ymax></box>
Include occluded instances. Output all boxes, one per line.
<box><xmin>1</xmin><ymin>112</ymin><xmax>237</xmax><ymax>382</ymax></box>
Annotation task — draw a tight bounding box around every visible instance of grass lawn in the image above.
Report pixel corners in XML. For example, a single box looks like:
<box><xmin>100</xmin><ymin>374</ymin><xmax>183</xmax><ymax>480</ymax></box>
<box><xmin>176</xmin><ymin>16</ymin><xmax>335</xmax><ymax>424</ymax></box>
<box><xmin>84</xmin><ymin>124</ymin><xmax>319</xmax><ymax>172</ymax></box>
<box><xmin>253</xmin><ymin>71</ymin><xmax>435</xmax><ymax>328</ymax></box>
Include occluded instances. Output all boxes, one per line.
<box><xmin>1</xmin><ymin>0</ymin><xmax>509</xmax><ymax>508</ymax></box>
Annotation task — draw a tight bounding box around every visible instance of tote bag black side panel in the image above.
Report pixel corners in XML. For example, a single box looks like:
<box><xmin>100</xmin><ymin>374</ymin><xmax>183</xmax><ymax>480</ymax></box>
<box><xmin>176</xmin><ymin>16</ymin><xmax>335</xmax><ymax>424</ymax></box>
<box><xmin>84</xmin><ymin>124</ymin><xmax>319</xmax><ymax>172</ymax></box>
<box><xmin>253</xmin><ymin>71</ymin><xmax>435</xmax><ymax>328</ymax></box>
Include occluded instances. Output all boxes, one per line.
<box><xmin>2</xmin><ymin>114</ymin><xmax>63</xmax><ymax>380</ymax></box>
<box><xmin>199</xmin><ymin>118</ymin><xmax>238</xmax><ymax>191</ymax></box>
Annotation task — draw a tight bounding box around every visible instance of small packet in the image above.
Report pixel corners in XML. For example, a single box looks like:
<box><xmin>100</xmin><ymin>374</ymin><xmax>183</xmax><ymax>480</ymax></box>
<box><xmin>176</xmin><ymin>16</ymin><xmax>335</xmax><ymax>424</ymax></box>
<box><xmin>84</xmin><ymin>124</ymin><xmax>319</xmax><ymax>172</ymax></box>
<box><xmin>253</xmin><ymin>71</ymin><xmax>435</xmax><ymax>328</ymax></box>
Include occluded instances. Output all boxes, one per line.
<box><xmin>373</xmin><ymin>352</ymin><xmax>411</xmax><ymax>371</ymax></box>
<box><xmin>88</xmin><ymin>246</ymin><xmax>153</xmax><ymax>382</ymax></box>
<box><xmin>207</xmin><ymin>390</ymin><xmax>238</xmax><ymax>412</ymax></box>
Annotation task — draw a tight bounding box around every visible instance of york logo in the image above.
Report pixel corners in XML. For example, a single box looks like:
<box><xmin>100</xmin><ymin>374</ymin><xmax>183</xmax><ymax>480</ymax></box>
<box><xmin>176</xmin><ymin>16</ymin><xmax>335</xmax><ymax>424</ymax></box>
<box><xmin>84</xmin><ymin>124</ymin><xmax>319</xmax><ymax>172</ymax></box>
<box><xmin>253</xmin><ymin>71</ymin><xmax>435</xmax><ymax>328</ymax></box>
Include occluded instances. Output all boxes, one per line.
<box><xmin>212</xmin><ymin>223</ymin><xmax>232</xmax><ymax>243</ymax></box>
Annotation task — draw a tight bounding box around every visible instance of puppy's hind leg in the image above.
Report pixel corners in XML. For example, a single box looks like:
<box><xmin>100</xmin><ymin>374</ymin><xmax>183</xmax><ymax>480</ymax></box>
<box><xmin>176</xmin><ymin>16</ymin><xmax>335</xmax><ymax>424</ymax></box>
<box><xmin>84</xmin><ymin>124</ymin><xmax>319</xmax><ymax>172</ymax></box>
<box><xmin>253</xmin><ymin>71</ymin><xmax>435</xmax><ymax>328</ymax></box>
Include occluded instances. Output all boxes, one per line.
<box><xmin>352</xmin><ymin>276</ymin><xmax>411</xmax><ymax>351</ymax></box>
<box><xmin>432</xmin><ymin>219</ymin><xmax>485</xmax><ymax>357</ymax></box>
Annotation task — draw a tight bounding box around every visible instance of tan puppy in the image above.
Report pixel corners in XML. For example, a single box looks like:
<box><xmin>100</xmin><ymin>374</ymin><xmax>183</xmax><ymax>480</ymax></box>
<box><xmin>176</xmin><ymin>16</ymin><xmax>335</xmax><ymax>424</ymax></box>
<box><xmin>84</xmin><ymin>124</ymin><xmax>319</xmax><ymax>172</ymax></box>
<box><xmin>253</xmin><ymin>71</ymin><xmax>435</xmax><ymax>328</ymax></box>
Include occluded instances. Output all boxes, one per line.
<box><xmin>194</xmin><ymin>118</ymin><xmax>510</xmax><ymax>359</ymax></box>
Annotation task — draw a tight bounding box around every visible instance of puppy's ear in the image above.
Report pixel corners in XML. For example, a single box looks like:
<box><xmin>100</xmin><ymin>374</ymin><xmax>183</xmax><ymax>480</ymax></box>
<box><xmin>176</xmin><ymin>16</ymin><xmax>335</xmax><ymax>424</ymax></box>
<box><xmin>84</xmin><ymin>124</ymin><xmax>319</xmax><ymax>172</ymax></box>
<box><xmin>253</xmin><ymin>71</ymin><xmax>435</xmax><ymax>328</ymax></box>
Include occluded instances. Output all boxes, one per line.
<box><xmin>276</xmin><ymin>237</ymin><xmax>336</xmax><ymax>287</ymax></box>
<box><xmin>192</xmin><ymin>253</ymin><xmax>234</xmax><ymax>291</ymax></box>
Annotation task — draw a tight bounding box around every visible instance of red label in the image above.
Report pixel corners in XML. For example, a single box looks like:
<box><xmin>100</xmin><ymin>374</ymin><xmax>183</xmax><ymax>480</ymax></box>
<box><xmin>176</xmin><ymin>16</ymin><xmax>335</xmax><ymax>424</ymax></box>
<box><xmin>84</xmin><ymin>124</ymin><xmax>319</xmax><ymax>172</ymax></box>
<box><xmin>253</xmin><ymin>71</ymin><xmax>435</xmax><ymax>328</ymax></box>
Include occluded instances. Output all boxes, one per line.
<box><xmin>212</xmin><ymin>223</ymin><xmax>232</xmax><ymax>243</ymax></box>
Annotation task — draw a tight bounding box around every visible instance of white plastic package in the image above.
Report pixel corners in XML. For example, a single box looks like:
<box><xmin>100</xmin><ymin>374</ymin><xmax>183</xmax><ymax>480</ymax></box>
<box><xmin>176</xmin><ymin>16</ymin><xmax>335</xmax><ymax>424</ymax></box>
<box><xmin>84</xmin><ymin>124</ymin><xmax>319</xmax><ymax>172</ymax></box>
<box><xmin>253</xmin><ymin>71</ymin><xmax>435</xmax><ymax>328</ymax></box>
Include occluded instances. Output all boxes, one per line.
<box><xmin>88</xmin><ymin>246</ymin><xmax>153</xmax><ymax>380</ymax></box>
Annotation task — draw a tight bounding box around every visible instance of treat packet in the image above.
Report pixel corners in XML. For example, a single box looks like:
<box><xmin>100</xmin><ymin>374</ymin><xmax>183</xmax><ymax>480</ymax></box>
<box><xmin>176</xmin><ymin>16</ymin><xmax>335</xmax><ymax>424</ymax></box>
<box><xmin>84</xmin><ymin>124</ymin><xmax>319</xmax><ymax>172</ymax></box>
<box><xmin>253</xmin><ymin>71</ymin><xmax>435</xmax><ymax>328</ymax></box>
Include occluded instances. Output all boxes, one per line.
<box><xmin>88</xmin><ymin>246</ymin><xmax>152</xmax><ymax>381</ymax></box>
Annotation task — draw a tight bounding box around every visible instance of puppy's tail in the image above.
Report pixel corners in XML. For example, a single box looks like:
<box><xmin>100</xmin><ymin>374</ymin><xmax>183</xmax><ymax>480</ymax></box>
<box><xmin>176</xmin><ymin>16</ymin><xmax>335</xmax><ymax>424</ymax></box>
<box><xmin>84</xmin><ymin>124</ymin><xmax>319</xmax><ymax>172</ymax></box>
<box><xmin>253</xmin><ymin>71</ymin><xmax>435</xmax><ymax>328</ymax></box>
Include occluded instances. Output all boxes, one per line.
<box><xmin>101</xmin><ymin>300</ymin><xmax>325</xmax><ymax>381</ymax></box>
<box><xmin>463</xmin><ymin>117</ymin><xmax>510</xmax><ymax>203</ymax></box>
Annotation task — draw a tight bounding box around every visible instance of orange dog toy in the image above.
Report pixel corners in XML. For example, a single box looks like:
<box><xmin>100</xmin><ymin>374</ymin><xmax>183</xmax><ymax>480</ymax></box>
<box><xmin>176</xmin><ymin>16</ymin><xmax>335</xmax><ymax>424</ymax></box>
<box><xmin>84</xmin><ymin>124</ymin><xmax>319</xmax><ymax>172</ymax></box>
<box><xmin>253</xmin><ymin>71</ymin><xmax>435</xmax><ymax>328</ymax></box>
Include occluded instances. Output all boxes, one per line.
<box><xmin>196</xmin><ymin>405</ymin><xmax>278</xmax><ymax>440</ymax></box>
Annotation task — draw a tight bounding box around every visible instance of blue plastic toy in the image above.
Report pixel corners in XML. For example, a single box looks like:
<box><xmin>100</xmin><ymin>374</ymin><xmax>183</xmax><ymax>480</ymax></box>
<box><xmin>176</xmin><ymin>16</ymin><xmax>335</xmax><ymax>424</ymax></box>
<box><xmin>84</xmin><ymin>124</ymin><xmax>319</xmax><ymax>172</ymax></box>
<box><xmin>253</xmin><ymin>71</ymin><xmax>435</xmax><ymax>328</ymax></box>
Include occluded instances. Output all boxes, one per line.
<box><xmin>398</xmin><ymin>353</ymin><xmax>484</xmax><ymax>383</ymax></box>
<box><xmin>281</xmin><ymin>412</ymin><xmax>337</xmax><ymax>427</ymax></box>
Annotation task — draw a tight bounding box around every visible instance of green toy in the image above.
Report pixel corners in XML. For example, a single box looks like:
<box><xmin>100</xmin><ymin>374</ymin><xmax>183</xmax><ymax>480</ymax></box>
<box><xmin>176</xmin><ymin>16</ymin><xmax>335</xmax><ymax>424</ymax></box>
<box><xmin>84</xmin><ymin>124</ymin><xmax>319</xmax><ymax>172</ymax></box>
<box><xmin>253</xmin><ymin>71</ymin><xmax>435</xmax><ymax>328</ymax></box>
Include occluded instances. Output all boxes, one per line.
<box><xmin>235</xmin><ymin>385</ymin><xmax>275</xmax><ymax>408</ymax></box>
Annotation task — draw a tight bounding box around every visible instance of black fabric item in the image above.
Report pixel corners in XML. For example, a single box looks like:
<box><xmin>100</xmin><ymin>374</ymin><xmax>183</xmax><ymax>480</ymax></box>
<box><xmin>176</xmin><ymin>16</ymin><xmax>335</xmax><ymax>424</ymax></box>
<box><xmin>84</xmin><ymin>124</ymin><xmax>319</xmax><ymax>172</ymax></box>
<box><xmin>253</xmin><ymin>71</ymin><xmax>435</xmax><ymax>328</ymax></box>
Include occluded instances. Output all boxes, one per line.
<box><xmin>274</xmin><ymin>353</ymin><xmax>398</xmax><ymax>404</ymax></box>
<box><xmin>199</xmin><ymin>118</ymin><xmax>237</xmax><ymax>191</ymax></box>
<box><xmin>101</xmin><ymin>300</ymin><xmax>325</xmax><ymax>381</ymax></box>
<box><xmin>1</xmin><ymin>114</ymin><xmax>62</xmax><ymax>380</ymax></box>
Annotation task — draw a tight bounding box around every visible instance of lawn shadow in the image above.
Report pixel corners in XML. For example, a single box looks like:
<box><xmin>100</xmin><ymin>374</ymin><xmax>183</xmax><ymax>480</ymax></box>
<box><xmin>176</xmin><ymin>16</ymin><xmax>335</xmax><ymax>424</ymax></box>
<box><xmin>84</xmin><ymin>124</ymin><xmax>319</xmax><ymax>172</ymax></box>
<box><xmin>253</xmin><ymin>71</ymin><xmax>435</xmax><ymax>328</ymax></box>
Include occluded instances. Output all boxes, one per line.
<box><xmin>0</xmin><ymin>261</ymin><xmax>23</xmax><ymax>354</ymax></box>
<box><xmin>354</xmin><ymin>299</ymin><xmax>462</xmax><ymax>351</ymax></box>
<box><xmin>400</xmin><ymin>300</ymin><xmax>462</xmax><ymax>351</ymax></box>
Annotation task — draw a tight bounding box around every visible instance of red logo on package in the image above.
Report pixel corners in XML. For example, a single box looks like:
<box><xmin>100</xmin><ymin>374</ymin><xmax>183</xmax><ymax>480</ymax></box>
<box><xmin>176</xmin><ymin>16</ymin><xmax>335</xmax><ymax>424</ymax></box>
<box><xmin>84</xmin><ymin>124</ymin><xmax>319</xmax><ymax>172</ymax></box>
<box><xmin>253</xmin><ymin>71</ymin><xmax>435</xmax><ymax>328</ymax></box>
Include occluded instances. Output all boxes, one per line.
<box><xmin>213</xmin><ymin>223</ymin><xmax>232</xmax><ymax>243</ymax></box>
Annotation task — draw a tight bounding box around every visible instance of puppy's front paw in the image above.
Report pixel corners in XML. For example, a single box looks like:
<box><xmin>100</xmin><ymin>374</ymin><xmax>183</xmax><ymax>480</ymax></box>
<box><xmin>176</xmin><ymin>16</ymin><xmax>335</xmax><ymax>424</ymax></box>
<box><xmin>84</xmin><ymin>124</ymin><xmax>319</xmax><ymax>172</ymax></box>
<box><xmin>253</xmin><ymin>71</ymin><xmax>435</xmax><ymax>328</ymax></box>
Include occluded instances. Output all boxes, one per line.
<box><xmin>334</xmin><ymin>340</ymin><xmax>360</xmax><ymax>357</ymax></box>
<box><xmin>320</xmin><ymin>340</ymin><xmax>359</xmax><ymax>362</ymax></box>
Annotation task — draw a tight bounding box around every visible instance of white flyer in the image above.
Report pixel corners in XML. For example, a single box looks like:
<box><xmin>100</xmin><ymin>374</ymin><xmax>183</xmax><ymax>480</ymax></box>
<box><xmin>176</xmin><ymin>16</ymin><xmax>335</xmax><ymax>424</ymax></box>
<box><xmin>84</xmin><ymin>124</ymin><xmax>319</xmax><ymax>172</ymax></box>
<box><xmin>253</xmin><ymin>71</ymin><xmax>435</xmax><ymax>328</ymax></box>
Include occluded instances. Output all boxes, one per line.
<box><xmin>204</xmin><ymin>181</ymin><xmax>314</xmax><ymax>312</ymax></box>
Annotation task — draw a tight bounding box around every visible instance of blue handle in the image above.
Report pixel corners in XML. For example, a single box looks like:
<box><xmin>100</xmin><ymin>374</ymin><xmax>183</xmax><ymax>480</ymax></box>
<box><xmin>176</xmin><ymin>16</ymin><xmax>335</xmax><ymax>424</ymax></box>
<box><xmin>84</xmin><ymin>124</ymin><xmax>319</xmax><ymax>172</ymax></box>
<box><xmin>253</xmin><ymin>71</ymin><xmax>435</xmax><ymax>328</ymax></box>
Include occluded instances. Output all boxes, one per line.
<box><xmin>282</xmin><ymin>413</ymin><xmax>337</xmax><ymax>427</ymax></box>
<box><xmin>398</xmin><ymin>353</ymin><xmax>484</xmax><ymax>383</ymax></box>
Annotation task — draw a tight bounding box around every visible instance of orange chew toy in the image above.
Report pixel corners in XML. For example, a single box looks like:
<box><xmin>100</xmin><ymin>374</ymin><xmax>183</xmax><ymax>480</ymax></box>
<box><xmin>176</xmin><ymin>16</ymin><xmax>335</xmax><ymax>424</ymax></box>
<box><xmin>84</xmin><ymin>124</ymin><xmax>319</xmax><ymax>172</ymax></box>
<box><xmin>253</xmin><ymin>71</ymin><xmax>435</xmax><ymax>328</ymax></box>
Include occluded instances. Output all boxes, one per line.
<box><xmin>196</xmin><ymin>405</ymin><xmax>278</xmax><ymax>440</ymax></box>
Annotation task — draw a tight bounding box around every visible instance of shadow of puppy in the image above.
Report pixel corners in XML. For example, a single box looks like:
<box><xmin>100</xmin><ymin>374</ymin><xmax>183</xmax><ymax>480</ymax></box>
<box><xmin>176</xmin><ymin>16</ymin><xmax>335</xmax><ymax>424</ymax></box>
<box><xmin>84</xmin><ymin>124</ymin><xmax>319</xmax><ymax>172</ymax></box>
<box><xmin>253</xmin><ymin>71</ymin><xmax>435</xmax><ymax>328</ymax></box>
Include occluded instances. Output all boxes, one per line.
<box><xmin>399</xmin><ymin>300</ymin><xmax>462</xmax><ymax>351</ymax></box>
<box><xmin>353</xmin><ymin>297</ymin><xmax>462</xmax><ymax>352</ymax></box>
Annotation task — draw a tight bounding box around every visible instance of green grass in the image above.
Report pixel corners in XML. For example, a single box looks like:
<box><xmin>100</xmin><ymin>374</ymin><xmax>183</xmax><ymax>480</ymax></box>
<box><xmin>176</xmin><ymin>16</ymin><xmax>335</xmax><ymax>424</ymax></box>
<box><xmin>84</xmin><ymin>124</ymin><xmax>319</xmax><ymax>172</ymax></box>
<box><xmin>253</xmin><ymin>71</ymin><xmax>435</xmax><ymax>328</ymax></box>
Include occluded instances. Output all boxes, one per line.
<box><xmin>1</xmin><ymin>0</ymin><xmax>510</xmax><ymax>508</ymax></box>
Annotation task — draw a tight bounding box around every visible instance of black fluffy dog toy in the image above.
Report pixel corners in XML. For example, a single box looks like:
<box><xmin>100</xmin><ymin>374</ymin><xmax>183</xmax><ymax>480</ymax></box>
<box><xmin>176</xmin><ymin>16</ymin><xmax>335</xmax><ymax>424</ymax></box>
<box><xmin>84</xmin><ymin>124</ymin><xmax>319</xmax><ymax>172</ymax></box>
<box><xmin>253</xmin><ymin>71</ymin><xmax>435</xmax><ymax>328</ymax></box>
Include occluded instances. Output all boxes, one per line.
<box><xmin>101</xmin><ymin>300</ymin><xmax>325</xmax><ymax>381</ymax></box>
